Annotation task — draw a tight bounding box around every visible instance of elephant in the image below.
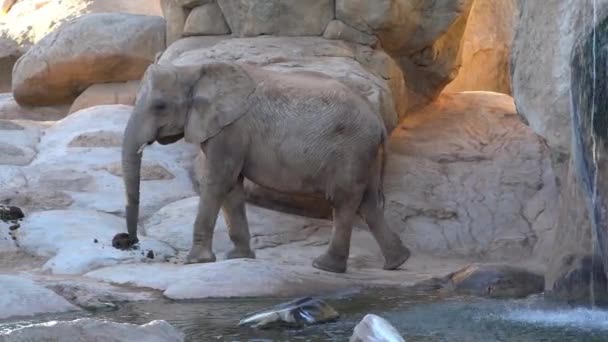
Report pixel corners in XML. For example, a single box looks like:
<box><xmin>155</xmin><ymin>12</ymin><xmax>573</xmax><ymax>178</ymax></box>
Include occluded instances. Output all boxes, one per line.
<box><xmin>120</xmin><ymin>60</ymin><xmax>411</xmax><ymax>273</ymax></box>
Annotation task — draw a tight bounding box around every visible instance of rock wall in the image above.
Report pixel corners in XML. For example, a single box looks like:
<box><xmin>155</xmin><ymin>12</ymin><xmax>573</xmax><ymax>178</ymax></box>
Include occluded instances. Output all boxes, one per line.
<box><xmin>161</xmin><ymin>0</ymin><xmax>475</xmax><ymax>117</ymax></box>
<box><xmin>444</xmin><ymin>0</ymin><xmax>518</xmax><ymax>94</ymax></box>
<box><xmin>510</xmin><ymin>0</ymin><xmax>608</xmax><ymax>294</ymax></box>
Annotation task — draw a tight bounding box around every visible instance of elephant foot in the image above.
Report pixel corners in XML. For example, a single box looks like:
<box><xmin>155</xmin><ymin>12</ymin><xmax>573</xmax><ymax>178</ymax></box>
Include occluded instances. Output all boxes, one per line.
<box><xmin>185</xmin><ymin>247</ymin><xmax>216</xmax><ymax>264</ymax></box>
<box><xmin>226</xmin><ymin>247</ymin><xmax>256</xmax><ymax>260</ymax></box>
<box><xmin>312</xmin><ymin>252</ymin><xmax>347</xmax><ymax>273</ymax></box>
<box><xmin>383</xmin><ymin>244</ymin><xmax>411</xmax><ymax>270</ymax></box>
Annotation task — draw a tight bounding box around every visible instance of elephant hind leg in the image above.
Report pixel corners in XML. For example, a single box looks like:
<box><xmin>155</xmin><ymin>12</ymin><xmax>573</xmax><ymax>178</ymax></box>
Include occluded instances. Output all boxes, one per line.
<box><xmin>358</xmin><ymin>162</ymin><xmax>410</xmax><ymax>270</ymax></box>
<box><xmin>312</xmin><ymin>186</ymin><xmax>365</xmax><ymax>273</ymax></box>
<box><xmin>222</xmin><ymin>176</ymin><xmax>255</xmax><ymax>260</ymax></box>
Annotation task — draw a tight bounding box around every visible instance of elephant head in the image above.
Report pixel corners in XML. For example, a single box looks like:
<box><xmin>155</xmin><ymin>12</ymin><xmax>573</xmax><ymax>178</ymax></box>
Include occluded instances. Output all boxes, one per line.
<box><xmin>121</xmin><ymin>61</ymin><xmax>256</xmax><ymax>245</ymax></box>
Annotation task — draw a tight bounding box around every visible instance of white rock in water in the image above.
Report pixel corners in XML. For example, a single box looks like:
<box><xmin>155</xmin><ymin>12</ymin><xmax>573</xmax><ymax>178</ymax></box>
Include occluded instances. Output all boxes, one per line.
<box><xmin>0</xmin><ymin>275</ymin><xmax>79</xmax><ymax>320</ymax></box>
<box><xmin>0</xmin><ymin>318</ymin><xmax>184</xmax><ymax>342</ymax></box>
<box><xmin>350</xmin><ymin>314</ymin><xmax>405</xmax><ymax>342</ymax></box>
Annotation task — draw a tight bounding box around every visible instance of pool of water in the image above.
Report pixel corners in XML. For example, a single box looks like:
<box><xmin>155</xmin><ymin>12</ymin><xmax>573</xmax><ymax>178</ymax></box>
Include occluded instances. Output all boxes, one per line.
<box><xmin>3</xmin><ymin>288</ymin><xmax>608</xmax><ymax>341</ymax></box>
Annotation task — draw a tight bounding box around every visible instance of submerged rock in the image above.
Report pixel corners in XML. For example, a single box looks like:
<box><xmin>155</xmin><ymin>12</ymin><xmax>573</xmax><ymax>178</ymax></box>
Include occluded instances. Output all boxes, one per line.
<box><xmin>238</xmin><ymin>297</ymin><xmax>339</xmax><ymax>329</ymax></box>
<box><xmin>0</xmin><ymin>205</ymin><xmax>24</xmax><ymax>222</ymax></box>
<box><xmin>350</xmin><ymin>314</ymin><xmax>405</xmax><ymax>342</ymax></box>
<box><xmin>550</xmin><ymin>254</ymin><xmax>608</xmax><ymax>306</ymax></box>
<box><xmin>413</xmin><ymin>263</ymin><xmax>545</xmax><ymax>299</ymax></box>
<box><xmin>0</xmin><ymin>318</ymin><xmax>184</xmax><ymax>342</ymax></box>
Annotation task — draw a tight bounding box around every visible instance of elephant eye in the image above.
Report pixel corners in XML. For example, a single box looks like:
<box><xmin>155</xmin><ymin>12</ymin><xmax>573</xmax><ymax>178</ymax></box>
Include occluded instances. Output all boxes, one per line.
<box><xmin>152</xmin><ymin>100</ymin><xmax>167</xmax><ymax>112</ymax></box>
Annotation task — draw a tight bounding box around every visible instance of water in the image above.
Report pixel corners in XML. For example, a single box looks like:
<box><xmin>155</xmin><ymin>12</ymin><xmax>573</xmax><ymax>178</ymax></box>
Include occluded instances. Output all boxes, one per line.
<box><xmin>3</xmin><ymin>288</ymin><xmax>608</xmax><ymax>341</ymax></box>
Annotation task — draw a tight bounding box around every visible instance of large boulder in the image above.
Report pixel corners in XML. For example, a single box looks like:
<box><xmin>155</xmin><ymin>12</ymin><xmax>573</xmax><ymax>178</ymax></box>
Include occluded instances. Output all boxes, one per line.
<box><xmin>0</xmin><ymin>0</ymin><xmax>162</xmax><ymax>45</ymax></box>
<box><xmin>11</xmin><ymin>13</ymin><xmax>165</xmax><ymax>107</ymax></box>
<box><xmin>336</xmin><ymin>0</ymin><xmax>475</xmax><ymax>108</ymax></box>
<box><xmin>218</xmin><ymin>0</ymin><xmax>334</xmax><ymax>37</ymax></box>
<box><xmin>444</xmin><ymin>0</ymin><xmax>518</xmax><ymax>94</ymax></box>
<box><xmin>510</xmin><ymin>0</ymin><xmax>608</xmax><ymax>155</ymax></box>
<box><xmin>68</xmin><ymin>81</ymin><xmax>140</xmax><ymax>114</ymax></box>
<box><xmin>1</xmin><ymin>319</ymin><xmax>184</xmax><ymax>342</ymax></box>
<box><xmin>385</xmin><ymin>92</ymin><xmax>556</xmax><ymax>260</ymax></box>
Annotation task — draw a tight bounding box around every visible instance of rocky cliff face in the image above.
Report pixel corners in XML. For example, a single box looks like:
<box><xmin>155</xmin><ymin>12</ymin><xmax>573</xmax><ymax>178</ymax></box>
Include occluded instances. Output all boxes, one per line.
<box><xmin>510</xmin><ymin>0</ymin><xmax>608</xmax><ymax>301</ymax></box>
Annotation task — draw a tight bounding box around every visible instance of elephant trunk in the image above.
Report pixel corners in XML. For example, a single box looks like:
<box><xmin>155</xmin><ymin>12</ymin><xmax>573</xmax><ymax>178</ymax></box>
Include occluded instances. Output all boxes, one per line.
<box><xmin>122</xmin><ymin>109</ymin><xmax>153</xmax><ymax>244</ymax></box>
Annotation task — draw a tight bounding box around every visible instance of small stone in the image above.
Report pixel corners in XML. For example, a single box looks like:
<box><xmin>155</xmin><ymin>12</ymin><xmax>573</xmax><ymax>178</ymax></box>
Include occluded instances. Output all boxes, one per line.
<box><xmin>9</xmin><ymin>224</ymin><xmax>19</xmax><ymax>230</ymax></box>
<box><xmin>94</xmin><ymin>238</ymin><xmax>98</xmax><ymax>243</ymax></box>
<box><xmin>146</xmin><ymin>250</ymin><xmax>155</xmax><ymax>259</ymax></box>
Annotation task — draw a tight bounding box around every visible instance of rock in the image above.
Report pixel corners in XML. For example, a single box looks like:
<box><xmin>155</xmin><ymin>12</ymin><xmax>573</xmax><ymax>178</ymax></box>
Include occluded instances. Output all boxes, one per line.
<box><xmin>444</xmin><ymin>0</ymin><xmax>518</xmax><ymax>94</ymax></box>
<box><xmin>385</xmin><ymin>92</ymin><xmax>557</xmax><ymax>260</ymax></box>
<box><xmin>0</xmin><ymin>93</ymin><xmax>68</xmax><ymax>121</ymax></box>
<box><xmin>1</xmin><ymin>0</ymin><xmax>16</xmax><ymax>14</ymax></box>
<box><xmin>0</xmin><ymin>38</ymin><xmax>21</xmax><ymax>93</ymax></box>
<box><xmin>12</xmin><ymin>13</ymin><xmax>166</xmax><ymax>106</ymax></box>
<box><xmin>551</xmin><ymin>254</ymin><xmax>608</xmax><ymax>306</ymax></box>
<box><xmin>14</xmin><ymin>105</ymin><xmax>198</xmax><ymax>215</ymax></box>
<box><xmin>436</xmin><ymin>263</ymin><xmax>545</xmax><ymax>299</ymax></box>
<box><xmin>0</xmin><ymin>116</ymin><xmax>42</xmax><ymax>165</ymax></box>
<box><xmin>510</xmin><ymin>0</ymin><xmax>601</xmax><ymax>154</ymax></box>
<box><xmin>336</xmin><ymin>0</ymin><xmax>475</xmax><ymax>109</ymax></box>
<box><xmin>18</xmin><ymin>209</ymin><xmax>176</xmax><ymax>275</ymax></box>
<box><xmin>350</xmin><ymin>314</ymin><xmax>404</xmax><ymax>342</ymax></box>
<box><xmin>217</xmin><ymin>0</ymin><xmax>334</xmax><ymax>37</ymax></box>
<box><xmin>323</xmin><ymin>20</ymin><xmax>378</xmax><ymax>47</ymax></box>
<box><xmin>0</xmin><ymin>318</ymin><xmax>185</xmax><ymax>342</ymax></box>
<box><xmin>160</xmin><ymin>36</ymin><xmax>402</xmax><ymax>131</ymax></box>
<box><xmin>177</xmin><ymin>0</ymin><xmax>211</xmax><ymax>9</ymax></box>
<box><xmin>102</xmin><ymin>161</ymin><xmax>175</xmax><ymax>181</ymax></box>
<box><xmin>183</xmin><ymin>3</ymin><xmax>230</xmax><ymax>36</ymax></box>
<box><xmin>239</xmin><ymin>296</ymin><xmax>339</xmax><ymax>329</ymax></box>
<box><xmin>68</xmin><ymin>81</ymin><xmax>140</xmax><ymax>114</ymax></box>
<box><xmin>1</xmin><ymin>0</ymin><xmax>162</xmax><ymax>45</ymax></box>
<box><xmin>0</xmin><ymin>275</ymin><xmax>79</xmax><ymax>319</ymax></box>
<box><xmin>161</xmin><ymin>0</ymin><xmax>188</xmax><ymax>46</ymax></box>
<box><xmin>44</xmin><ymin>278</ymin><xmax>157</xmax><ymax>310</ymax></box>
<box><xmin>85</xmin><ymin>259</ymin><xmax>350</xmax><ymax>299</ymax></box>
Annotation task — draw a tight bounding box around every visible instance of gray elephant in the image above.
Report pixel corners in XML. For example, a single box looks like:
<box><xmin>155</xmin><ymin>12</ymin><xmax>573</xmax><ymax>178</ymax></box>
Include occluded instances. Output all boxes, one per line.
<box><xmin>120</xmin><ymin>60</ymin><xmax>410</xmax><ymax>273</ymax></box>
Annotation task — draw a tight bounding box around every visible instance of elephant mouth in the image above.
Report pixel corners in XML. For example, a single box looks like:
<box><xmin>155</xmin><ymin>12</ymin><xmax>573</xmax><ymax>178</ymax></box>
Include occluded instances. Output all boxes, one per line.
<box><xmin>156</xmin><ymin>133</ymin><xmax>184</xmax><ymax>145</ymax></box>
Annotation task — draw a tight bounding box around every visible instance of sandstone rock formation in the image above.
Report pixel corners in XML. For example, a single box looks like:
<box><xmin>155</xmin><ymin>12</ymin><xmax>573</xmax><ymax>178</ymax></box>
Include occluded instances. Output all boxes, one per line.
<box><xmin>11</xmin><ymin>13</ymin><xmax>165</xmax><ymax>106</ymax></box>
<box><xmin>161</xmin><ymin>0</ymin><xmax>475</xmax><ymax>114</ymax></box>
<box><xmin>0</xmin><ymin>0</ymin><xmax>162</xmax><ymax>45</ymax></box>
<box><xmin>444</xmin><ymin>0</ymin><xmax>518</xmax><ymax>94</ymax></box>
<box><xmin>68</xmin><ymin>81</ymin><xmax>140</xmax><ymax>114</ymax></box>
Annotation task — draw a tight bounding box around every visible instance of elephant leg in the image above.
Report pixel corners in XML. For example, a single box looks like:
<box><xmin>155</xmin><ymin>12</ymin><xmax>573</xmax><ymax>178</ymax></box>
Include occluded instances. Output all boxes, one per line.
<box><xmin>358</xmin><ymin>159</ymin><xmax>410</xmax><ymax>270</ymax></box>
<box><xmin>185</xmin><ymin>181</ymin><xmax>230</xmax><ymax>264</ymax></box>
<box><xmin>312</xmin><ymin>188</ymin><xmax>364</xmax><ymax>273</ymax></box>
<box><xmin>222</xmin><ymin>177</ymin><xmax>255</xmax><ymax>260</ymax></box>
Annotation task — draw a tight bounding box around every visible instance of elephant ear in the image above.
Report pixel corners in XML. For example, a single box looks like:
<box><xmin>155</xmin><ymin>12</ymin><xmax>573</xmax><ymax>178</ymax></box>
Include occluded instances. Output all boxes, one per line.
<box><xmin>185</xmin><ymin>62</ymin><xmax>256</xmax><ymax>143</ymax></box>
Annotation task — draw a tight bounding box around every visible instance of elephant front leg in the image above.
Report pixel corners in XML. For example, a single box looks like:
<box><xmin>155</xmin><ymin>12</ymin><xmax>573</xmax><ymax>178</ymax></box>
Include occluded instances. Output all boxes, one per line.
<box><xmin>222</xmin><ymin>178</ymin><xmax>255</xmax><ymax>260</ymax></box>
<box><xmin>186</xmin><ymin>182</ymin><xmax>230</xmax><ymax>264</ymax></box>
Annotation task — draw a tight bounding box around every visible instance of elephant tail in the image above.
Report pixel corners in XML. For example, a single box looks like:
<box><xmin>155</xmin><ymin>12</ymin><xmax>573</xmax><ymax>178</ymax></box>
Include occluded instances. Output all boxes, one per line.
<box><xmin>379</xmin><ymin>131</ymin><xmax>388</xmax><ymax>210</ymax></box>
